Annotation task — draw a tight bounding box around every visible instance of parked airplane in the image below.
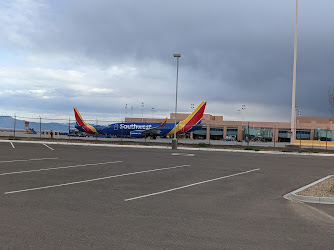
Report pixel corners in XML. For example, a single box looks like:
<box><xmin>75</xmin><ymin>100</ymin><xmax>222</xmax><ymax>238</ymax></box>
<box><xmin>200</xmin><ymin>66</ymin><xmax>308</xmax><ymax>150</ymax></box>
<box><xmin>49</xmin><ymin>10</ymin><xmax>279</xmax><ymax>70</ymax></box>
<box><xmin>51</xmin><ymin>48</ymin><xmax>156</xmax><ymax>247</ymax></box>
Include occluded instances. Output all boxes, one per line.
<box><xmin>74</xmin><ymin>102</ymin><xmax>207</xmax><ymax>138</ymax></box>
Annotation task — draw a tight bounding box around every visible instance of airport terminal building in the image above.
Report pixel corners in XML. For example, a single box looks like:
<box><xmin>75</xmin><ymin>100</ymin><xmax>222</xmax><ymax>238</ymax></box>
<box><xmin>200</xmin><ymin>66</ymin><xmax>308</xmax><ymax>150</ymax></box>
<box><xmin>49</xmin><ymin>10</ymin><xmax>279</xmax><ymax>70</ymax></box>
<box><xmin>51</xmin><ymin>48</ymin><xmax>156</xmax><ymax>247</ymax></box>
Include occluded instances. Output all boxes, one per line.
<box><xmin>126</xmin><ymin>113</ymin><xmax>334</xmax><ymax>142</ymax></box>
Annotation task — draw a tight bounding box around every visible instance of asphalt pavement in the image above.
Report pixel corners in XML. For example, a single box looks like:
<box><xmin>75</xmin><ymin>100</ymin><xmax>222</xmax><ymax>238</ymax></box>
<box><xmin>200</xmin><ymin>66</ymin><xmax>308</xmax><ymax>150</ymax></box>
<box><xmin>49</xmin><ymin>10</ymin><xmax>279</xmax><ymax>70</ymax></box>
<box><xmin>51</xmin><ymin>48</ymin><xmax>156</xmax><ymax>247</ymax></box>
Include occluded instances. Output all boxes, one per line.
<box><xmin>0</xmin><ymin>141</ymin><xmax>334</xmax><ymax>249</ymax></box>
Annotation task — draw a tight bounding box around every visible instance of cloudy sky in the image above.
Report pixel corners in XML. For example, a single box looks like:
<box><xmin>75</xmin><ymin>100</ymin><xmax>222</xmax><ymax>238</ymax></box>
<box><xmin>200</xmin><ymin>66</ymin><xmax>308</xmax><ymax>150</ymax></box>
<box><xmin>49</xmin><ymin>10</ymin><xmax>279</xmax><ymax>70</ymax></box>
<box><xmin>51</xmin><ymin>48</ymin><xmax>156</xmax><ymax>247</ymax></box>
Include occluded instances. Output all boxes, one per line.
<box><xmin>0</xmin><ymin>0</ymin><xmax>333</xmax><ymax>122</ymax></box>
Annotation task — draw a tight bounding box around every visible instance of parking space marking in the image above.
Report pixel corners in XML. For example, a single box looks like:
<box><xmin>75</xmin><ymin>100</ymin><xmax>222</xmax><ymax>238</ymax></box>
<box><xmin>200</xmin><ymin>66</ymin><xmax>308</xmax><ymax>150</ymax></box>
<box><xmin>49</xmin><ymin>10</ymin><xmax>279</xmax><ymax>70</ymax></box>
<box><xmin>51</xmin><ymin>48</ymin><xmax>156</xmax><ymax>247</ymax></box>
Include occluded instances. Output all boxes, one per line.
<box><xmin>43</xmin><ymin>144</ymin><xmax>54</xmax><ymax>150</ymax></box>
<box><xmin>0</xmin><ymin>161</ymin><xmax>123</xmax><ymax>176</ymax></box>
<box><xmin>171</xmin><ymin>153</ymin><xmax>195</xmax><ymax>156</ymax></box>
<box><xmin>0</xmin><ymin>158</ymin><xmax>58</xmax><ymax>164</ymax></box>
<box><xmin>10</xmin><ymin>141</ymin><xmax>15</xmax><ymax>148</ymax></box>
<box><xmin>4</xmin><ymin>165</ymin><xmax>191</xmax><ymax>195</ymax></box>
<box><xmin>125</xmin><ymin>168</ymin><xmax>260</xmax><ymax>201</ymax></box>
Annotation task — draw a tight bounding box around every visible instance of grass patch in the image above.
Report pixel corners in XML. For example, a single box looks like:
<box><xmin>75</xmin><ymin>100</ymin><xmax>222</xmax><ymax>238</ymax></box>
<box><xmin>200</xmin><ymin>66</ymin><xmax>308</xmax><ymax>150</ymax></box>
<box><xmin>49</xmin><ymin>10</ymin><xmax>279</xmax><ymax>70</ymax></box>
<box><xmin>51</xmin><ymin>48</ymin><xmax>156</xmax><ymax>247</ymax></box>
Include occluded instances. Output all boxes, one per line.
<box><xmin>281</xmin><ymin>150</ymin><xmax>293</xmax><ymax>152</ymax></box>
<box><xmin>8</xmin><ymin>137</ymin><xmax>21</xmax><ymax>140</ymax></box>
<box><xmin>198</xmin><ymin>142</ymin><xmax>210</xmax><ymax>147</ymax></box>
<box><xmin>244</xmin><ymin>147</ymin><xmax>260</xmax><ymax>151</ymax></box>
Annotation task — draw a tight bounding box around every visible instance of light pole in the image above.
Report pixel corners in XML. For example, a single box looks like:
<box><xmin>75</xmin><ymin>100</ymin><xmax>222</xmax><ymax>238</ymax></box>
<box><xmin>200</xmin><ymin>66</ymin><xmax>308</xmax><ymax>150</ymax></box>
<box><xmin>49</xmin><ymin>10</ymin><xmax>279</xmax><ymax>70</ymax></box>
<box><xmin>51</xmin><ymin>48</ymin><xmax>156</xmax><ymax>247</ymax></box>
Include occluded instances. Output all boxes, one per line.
<box><xmin>296</xmin><ymin>107</ymin><xmax>301</xmax><ymax>117</ymax></box>
<box><xmin>13</xmin><ymin>114</ymin><xmax>17</xmax><ymax>138</ymax></box>
<box><xmin>172</xmin><ymin>53</ymin><xmax>181</xmax><ymax>149</ymax></box>
<box><xmin>151</xmin><ymin>107</ymin><xmax>154</xmax><ymax>119</ymax></box>
<box><xmin>296</xmin><ymin>106</ymin><xmax>302</xmax><ymax>147</ymax></box>
<box><xmin>141</xmin><ymin>102</ymin><xmax>144</xmax><ymax>122</ymax></box>
<box><xmin>68</xmin><ymin>117</ymin><xmax>71</xmax><ymax>140</ymax></box>
<box><xmin>191</xmin><ymin>103</ymin><xmax>194</xmax><ymax>112</ymax></box>
<box><xmin>241</xmin><ymin>105</ymin><xmax>246</xmax><ymax>141</ymax></box>
<box><xmin>241</xmin><ymin>104</ymin><xmax>246</xmax><ymax>122</ymax></box>
<box><xmin>39</xmin><ymin>116</ymin><xmax>42</xmax><ymax>138</ymax></box>
<box><xmin>291</xmin><ymin>0</ymin><xmax>298</xmax><ymax>145</ymax></box>
<box><xmin>125</xmin><ymin>104</ymin><xmax>128</xmax><ymax>118</ymax></box>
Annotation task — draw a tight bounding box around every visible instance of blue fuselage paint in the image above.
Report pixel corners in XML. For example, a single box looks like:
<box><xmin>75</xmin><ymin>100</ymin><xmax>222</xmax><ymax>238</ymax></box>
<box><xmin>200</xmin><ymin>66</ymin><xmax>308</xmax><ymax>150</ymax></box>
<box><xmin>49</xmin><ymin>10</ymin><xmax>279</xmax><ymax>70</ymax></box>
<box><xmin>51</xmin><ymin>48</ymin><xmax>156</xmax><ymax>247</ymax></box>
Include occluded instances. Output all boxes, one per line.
<box><xmin>102</xmin><ymin>122</ymin><xmax>174</xmax><ymax>136</ymax></box>
<box><xmin>75</xmin><ymin>122</ymin><xmax>201</xmax><ymax>137</ymax></box>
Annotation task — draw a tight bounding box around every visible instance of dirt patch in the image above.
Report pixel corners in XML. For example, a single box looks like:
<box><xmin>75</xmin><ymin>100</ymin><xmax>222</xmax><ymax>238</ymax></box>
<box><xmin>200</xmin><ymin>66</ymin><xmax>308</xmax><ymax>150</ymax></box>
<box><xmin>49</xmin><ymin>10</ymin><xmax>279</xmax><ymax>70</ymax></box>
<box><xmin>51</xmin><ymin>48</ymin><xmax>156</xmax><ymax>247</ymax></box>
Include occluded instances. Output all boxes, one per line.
<box><xmin>297</xmin><ymin>177</ymin><xmax>334</xmax><ymax>198</ymax></box>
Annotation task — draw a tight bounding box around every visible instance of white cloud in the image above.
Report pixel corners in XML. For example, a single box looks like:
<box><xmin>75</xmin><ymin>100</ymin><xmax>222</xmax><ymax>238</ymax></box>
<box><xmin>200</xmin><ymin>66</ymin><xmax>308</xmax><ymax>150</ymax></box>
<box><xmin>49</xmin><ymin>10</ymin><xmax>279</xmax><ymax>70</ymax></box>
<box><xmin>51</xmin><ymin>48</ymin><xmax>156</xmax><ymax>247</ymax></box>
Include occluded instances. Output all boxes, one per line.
<box><xmin>0</xmin><ymin>89</ymin><xmax>55</xmax><ymax>99</ymax></box>
<box><xmin>0</xmin><ymin>58</ymin><xmax>178</xmax><ymax>117</ymax></box>
<box><xmin>0</xmin><ymin>0</ymin><xmax>46</xmax><ymax>48</ymax></box>
<box><xmin>0</xmin><ymin>0</ymin><xmax>333</xmax><ymax>121</ymax></box>
<box><xmin>91</xmin><ymin>88</ymin><xmax>115</xmax><ymax>94</ymax></box>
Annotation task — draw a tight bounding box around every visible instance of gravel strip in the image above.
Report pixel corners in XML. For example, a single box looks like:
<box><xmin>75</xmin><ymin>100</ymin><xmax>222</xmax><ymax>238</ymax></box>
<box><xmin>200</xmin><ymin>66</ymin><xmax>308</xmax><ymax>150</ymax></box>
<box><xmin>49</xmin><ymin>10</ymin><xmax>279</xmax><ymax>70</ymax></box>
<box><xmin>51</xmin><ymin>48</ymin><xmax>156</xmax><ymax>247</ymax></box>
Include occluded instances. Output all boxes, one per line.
<box><xmin>297</xmin><ymin>177</ymin><xmax>334</xmax><ymax>197</ymax></box>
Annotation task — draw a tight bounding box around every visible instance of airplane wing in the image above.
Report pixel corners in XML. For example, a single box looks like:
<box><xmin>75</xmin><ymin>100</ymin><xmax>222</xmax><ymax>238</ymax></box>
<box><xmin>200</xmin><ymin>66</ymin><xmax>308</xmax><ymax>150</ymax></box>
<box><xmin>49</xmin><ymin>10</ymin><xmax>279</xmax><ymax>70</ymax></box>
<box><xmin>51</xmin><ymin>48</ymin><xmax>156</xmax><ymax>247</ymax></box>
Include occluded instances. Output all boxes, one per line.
<box><xmin>141</xmin><ymin>117</ymin><xmax>168</xmax><ymax>135</ymax></box>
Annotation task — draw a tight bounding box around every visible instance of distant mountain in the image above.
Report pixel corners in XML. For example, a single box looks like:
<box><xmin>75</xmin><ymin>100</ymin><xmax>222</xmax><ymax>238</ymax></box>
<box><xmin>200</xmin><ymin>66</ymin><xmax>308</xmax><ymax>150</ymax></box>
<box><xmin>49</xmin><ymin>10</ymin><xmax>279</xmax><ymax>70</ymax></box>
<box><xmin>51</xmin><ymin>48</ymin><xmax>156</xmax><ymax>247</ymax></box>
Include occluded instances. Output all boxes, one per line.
<box><xmin>0</xmin><ymin>116</ymin><xmax>75</xmax><ymax>132</ymax></box>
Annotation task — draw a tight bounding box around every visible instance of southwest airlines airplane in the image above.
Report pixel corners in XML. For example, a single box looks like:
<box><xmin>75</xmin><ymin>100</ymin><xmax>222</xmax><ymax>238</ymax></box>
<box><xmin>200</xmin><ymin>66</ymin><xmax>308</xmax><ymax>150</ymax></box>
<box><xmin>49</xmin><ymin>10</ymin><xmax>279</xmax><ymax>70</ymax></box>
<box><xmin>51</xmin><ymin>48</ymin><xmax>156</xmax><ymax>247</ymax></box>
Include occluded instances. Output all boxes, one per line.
<box><xmin>74</xmin><ymin>102</ymin><xmax>207</xmax><ymax>138</ymax></box>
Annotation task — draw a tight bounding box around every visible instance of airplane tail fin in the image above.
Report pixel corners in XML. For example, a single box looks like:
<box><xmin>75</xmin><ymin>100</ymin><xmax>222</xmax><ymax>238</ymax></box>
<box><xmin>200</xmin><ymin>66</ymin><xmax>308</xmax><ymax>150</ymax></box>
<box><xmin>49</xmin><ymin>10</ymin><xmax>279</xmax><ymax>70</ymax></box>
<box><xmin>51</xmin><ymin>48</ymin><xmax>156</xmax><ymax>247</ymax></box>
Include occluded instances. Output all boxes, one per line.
<box><xmin>168</xmin><ymin>102</ymin><xmax>207</xmax><ymax>135</ymax></box>
<box><xmin>182</xmin><ymin>101</ymin><xmax>207</xmax><ymax>128</ymax></box>
<box><xmin>74</xmin><ymin>107</ymin><xmax>86</xmax><ymax>127</ymax></box>
<box><xmin>73</xmin><ymin>107</ymin><xmax>98</xmax><ymax>135</ymax></box>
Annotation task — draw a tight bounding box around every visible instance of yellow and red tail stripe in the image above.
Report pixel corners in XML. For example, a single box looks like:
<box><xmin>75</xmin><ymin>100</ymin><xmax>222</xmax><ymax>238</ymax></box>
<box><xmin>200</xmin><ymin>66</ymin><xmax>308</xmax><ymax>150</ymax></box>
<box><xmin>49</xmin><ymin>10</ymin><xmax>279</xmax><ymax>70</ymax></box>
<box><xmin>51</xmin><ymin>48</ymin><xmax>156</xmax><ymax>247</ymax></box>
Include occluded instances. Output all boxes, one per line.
<box><xmin>74</xmin><ymin>107</ymin><xmax>98</xmax><ymax>135</ymax></box>
<box><xmin>168</xmin><ymin>102</ymin><xmax>206</xmax><ymax>136</ymax></box>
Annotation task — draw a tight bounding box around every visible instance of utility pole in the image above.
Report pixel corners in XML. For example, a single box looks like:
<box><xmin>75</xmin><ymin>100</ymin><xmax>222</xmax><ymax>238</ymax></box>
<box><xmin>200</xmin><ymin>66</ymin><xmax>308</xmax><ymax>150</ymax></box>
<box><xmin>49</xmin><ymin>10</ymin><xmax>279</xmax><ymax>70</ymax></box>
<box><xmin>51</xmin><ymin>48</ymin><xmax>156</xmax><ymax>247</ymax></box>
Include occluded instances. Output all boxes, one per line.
<box><xmin>141</xmin><ymin>102</ymin><xmax>144</xmax><ymax>122</ymax></box>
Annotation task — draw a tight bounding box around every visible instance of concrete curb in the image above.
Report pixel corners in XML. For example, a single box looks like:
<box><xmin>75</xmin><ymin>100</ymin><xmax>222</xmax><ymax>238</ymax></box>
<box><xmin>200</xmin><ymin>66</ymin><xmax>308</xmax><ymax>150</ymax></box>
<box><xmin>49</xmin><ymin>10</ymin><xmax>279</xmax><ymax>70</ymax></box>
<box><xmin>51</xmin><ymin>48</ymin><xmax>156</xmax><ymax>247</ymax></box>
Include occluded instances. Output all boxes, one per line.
<box><xmin>1</xmin><ymin>139</ymin><xmax>334</xmax><ymax>157</ymax></box>
<box><xmin>0</xmin><ymin>139</ymin><xmax>170</xmax><ymax>149</ymax></box>
<box><xmin>178</xmin><ymin>147</ymin><xmax>334</xmax><ymax>157</ymax></box>
<box><xmin>283</xmin><ymin>175</ymin><xmax>334</xmax><ymax>205</ymax></box>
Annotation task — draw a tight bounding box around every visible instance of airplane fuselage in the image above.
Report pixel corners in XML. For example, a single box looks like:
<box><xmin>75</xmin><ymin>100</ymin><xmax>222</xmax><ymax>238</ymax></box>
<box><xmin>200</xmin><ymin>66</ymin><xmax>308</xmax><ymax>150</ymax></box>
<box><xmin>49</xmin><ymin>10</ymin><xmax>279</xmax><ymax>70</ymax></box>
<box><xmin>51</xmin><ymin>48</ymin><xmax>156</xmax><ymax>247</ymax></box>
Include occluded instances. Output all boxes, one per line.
<box><xmin>75</xmin><ymin>122</ymin><xmax>200</xmax><ymax>137</ymax></box>
<box><xmin>74</xmin><ymin>102</ymin><xmax>206</xmax><ymax>138</ymax></box>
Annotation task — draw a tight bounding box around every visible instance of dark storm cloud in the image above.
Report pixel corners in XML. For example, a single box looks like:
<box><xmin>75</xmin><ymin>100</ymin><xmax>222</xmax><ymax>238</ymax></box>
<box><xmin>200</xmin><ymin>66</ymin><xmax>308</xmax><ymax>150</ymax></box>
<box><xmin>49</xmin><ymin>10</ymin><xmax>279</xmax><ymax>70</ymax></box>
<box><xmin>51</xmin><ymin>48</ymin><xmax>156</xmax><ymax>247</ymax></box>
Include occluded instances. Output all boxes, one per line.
<box><xmin>16</xmin><ymin>0</ymin><xmax>334</xmax><ymax>119</ymax></box>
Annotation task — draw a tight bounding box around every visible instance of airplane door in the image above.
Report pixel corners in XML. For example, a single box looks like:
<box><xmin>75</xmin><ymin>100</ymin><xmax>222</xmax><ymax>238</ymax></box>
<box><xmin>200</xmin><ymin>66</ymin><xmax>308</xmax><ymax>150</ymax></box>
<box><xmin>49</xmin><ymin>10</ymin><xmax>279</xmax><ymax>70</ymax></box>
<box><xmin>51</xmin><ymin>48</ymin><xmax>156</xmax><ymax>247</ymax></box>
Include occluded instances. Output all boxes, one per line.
<box><xmin>114</xmin><ymin>124</ymin><xmax>119</xmax><ymax>130</ymax></box>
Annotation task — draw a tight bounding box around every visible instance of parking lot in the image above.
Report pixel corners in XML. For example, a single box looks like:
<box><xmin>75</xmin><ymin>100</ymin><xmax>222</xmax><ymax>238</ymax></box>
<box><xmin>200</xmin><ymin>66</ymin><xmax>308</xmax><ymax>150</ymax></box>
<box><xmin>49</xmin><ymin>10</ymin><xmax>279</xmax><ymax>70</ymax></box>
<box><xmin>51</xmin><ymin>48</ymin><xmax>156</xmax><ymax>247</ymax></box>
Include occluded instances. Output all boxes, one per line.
<box><xmin>1</xmin><ymin>141</ymin><xmax>334</xmax><ymax>249</ymax></box>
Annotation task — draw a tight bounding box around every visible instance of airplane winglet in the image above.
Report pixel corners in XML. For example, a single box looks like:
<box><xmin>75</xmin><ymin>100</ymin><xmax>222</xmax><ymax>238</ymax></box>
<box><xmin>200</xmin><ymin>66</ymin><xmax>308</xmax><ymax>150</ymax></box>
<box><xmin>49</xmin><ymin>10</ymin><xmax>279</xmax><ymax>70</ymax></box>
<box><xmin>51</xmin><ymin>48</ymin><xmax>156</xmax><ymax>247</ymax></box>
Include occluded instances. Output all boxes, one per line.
<box><xmin>158</xmin><ymin>117</ymin><xmax>168</xmax><ymax>128</ymax></box>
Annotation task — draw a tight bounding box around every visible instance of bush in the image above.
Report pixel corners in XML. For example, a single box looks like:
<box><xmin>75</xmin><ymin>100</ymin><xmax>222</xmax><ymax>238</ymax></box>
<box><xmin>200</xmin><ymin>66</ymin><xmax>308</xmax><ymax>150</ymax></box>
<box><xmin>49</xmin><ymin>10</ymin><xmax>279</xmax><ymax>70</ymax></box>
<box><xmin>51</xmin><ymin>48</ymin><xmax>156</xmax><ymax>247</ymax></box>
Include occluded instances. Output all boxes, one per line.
<box><xmin>198</xmin><ymin>142</ymin><xmax>209</xmax><ymax>147</ymax></box>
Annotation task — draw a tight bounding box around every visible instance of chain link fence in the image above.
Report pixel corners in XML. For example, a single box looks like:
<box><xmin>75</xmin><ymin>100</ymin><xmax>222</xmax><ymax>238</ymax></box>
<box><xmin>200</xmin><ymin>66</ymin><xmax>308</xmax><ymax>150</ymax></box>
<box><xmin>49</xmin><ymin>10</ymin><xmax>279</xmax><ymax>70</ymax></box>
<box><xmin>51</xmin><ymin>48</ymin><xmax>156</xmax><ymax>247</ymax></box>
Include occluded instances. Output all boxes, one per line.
<box><xmin>0</xmin><ymin>115</ymin><xmax>154</xmax><ymax>143</ymax></box>
<box><xmin>0</xmin><ymin>115</ymin><xmax>333</xmax><ymax>150</ymax></box>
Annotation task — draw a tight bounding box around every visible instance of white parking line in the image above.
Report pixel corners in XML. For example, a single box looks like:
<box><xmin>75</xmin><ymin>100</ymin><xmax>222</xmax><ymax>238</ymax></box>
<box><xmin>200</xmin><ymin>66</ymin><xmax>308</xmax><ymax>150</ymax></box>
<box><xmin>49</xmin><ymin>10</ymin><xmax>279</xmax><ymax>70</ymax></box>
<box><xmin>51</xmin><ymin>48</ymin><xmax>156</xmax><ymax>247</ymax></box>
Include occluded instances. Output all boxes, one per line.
<box><xmin>4</xmin><ymin>165</ymin><xmax>191</xmax><ymax>195</ymax></box>
<box><xmin>171</xmin><ymin>153</ymin><xmax>195</xmax><ymax>156</ymax></box>
<box><xmin>43</xmin><ymin>144</ymin><xmax>54</xmax><ymax>150</ymax></box>
<box><xmin>10</xmin><ymin>141</ymin><xmax>15</xmax><ymax>148</ymax></box>
<box><xmin>0</xmin><ymin>158</ymin><xmax>58</xmax><ymax>164</ymax></box>
<box><xmin>125</xmin><ymin>168</ymin><xmax>260</xmax><ymax>201</ymax></box>
<box><xmin>0</xmin><ymin>161</ymin><xmax>123</xmax><ymax>176</ymax></box>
